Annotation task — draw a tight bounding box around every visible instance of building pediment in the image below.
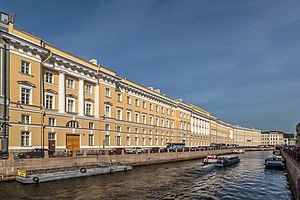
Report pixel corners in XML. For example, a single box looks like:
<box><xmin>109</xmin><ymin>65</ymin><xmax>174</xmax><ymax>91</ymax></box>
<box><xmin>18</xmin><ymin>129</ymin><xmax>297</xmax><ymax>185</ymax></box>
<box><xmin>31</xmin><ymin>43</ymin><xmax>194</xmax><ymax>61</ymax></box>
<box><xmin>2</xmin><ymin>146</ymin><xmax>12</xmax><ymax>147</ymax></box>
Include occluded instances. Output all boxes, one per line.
<box><xmin>17</xmin><ymin>81</ymin><xmax>36</xmax><ymax>88</ymax></box>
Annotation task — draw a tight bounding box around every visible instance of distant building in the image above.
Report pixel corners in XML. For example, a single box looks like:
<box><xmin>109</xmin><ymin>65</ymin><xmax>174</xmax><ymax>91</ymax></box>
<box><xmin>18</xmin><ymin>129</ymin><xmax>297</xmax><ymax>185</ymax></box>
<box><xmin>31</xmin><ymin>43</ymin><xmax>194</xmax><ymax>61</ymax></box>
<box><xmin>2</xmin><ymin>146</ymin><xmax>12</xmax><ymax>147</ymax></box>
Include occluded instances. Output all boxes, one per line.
<box><xmin>283</xmin><ymin>133</ymin><xmax>296</xmax><ymax>146</ymax></box>
<box><xmin>261</xmin><ymin>131</ymin><xmax>285</xmax><ymax>146</ymax></box>
<box><xmin>296</xmin><ymin>123</ymin><xmax>300</xmax><ymax>147</ymax></box>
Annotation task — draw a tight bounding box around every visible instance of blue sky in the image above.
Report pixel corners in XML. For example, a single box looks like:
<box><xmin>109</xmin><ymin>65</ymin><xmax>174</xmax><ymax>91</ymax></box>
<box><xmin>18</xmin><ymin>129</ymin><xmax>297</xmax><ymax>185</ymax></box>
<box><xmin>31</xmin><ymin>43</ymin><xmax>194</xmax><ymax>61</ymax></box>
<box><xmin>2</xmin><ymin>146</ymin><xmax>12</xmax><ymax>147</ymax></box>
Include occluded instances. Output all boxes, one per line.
<box><xmin>2</xmin><ymin>0</ymin><xmax>300</xmax><ymax>133</ymax></box>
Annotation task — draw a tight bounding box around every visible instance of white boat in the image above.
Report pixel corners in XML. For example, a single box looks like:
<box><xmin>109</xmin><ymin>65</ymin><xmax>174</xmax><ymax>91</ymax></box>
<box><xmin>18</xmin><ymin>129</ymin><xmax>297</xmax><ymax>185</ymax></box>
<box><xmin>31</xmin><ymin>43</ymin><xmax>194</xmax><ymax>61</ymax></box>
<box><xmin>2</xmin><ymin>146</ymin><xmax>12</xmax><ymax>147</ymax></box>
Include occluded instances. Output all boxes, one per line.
<box><xmin>16</xmin><ymin>164</ymin><xmax>132</xmax><ymax>184</ymax></box>
<box><xmin>213</xmin><ymin>156</ymin><xmax>240</xmax><ymax>167</ymax></box>
<box><xmin>232</xmin><ymin>149</ymin><xmax>245</xmax><ymax>154</ymax></box>
<box><xmin>264</xmin><ymin>155</ymin><xmax>285</xmax><ymax>169</ymax></box>
<box><xmin>203</xmin><ymin>155</ymin><xmax>218</xmax><ymax>165</ymax></box>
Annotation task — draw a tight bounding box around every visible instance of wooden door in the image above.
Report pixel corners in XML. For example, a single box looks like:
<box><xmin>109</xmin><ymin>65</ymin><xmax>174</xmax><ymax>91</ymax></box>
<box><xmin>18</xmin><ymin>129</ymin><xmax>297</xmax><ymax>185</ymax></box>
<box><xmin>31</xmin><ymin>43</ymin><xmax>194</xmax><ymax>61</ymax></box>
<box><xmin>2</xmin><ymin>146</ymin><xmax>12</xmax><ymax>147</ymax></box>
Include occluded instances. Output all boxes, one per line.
<box><xmin>66</xmin><ymin>134</ymin><xmax>80</xmax><ymax>151</ymax></box>
<box><xmin>48</xmin><ymin>132</ymin><xmax>56</xmax><ymax>152</ymax></box>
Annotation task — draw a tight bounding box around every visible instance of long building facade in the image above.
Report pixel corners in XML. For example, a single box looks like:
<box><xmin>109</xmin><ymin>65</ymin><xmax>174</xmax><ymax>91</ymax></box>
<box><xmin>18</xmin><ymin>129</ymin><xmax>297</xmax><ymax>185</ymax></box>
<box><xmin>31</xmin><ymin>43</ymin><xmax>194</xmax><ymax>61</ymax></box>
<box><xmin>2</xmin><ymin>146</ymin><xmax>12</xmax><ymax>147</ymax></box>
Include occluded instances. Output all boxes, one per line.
<box><xmin>0</xmin><ymin>13</ymin><xmax>261</xmax><ymax>153</ymax></box>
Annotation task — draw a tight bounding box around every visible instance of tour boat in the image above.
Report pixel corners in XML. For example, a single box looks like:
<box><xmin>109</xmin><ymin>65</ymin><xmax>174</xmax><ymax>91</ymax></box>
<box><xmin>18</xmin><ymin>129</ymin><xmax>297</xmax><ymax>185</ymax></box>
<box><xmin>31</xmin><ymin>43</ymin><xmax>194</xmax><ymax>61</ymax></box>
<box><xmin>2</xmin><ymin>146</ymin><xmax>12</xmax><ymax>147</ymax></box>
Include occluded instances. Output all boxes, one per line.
<box><xmin>232</xmin><ymin>149</ymin><xmax>245</xmax><ymax>154</ymax></box>
<box><xmin>16</xmin><ymin>164</ymin><xmax>132</xmax><ymax>184</ymax></box>
<box><xmin>264</xmin><ymin>155</ymin><xmax>285</xmax><ymax>170</ymax></box>
<box><xmin>213</xmin><ymin>156</ymin><xmax>240</xmax><ymax>167</ymax></box>
<box><xmin>203</xmin><ymin>155</ymin><xmax>219</xmax><ymax>165</ymax></box>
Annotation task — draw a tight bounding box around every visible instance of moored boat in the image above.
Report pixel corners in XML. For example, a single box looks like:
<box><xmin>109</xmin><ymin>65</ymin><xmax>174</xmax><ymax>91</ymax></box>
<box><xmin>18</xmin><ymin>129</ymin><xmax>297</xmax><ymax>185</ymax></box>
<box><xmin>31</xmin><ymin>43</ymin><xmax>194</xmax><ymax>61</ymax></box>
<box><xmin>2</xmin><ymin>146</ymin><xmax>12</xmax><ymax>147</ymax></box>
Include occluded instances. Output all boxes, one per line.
<box><xmin>264</xmin><ymin>155</ymin><xmax>285</xmax><ymax>170</ymax></box>
<box><xmin>232</xmin><ymin>149</ymin><xmax>245</xmax><ymax>154</ymax></box>
<box><xmin>203</xmin><ymin>155</ymin><xmax>218</xmax><ymax>165</ymax></box>
<box><xmin>213</xmin><ymin>156</ymin><xmax>240</xmax><ymax>167</ymax></box>
<box><xmin>16</xmin><ymin>164</ymin><xmax>132</xmax><ymax>184</ymax></box>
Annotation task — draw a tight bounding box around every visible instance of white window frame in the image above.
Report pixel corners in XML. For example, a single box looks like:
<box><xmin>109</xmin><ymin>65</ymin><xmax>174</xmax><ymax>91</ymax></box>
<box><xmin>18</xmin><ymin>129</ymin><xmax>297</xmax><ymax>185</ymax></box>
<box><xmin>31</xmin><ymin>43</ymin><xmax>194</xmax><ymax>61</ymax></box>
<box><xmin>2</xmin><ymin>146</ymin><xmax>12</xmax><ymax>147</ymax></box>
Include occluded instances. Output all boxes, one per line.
<box><xmin>66</xmin><ymin>97</ymin><xmax>75</xmax><ymax>113</ymax></box>
<box><xmin>45</xmin><ymin>71</ymin><xmax>54</xmax><ymax>83</ymax></box>
<box><xmin>105</xmin><ymin>105</ymin><xmax>111</xmax><ymax>118</ymax></box>
<box><xmin>117</xmin><ymin>93</ymin><xmax>122</xmax><ymax>102</ymax></box>
<box><xmin>67</xmin><ymin>78</ymin><xmax>74</xmax><ymax>89</ymax></box>
<box><xmin>150</xmin><ymin>116</ymin><xmax>153</xmax><ymax>125</ymax></box>
<box><xmin>89</xmin><ymin>122</ymin><xmax>94</xmax><ymax>129</ymax></box>
<box><xmin>143</xmin><ymin>101</ymin><xmax>146</xmax><ymax>109</ymax></box>
<box><xmin>45</xmin><ymin>93</ymin><xmax>55</xmax><ymax>109</ymax></box>
<box><xmin>127</xmin><ymin>96</ymin><xmax>131</xmax><ymax>105</ymax></box>
<box><xmin>21</xmin><ymin>60</ymin><xmax>31</xmax><ymax>75</ymax></box>
<box><xmin>105</xmin><ymin>134</ymin><xmax>110</xmax><ymax>146</ymax></box>
<box><xmin>127</xmin><ymin>136</ymin><xmax>130</xmax><ymax>146</ymax></box>
<box><xmin>21</xmin><ymin>131</ymin><xmax>31</xmax><ymax>147</ymax></box>
<box><xmin>88</xmin><ymin>134</ymin><xmax>94</xmax><ymax>146</ymax></box>
<box><xmin>117</xmin><ymin>108</ymin><xmax>122</xmax><ymax>120</ymax></box>
<box><xmin>48</xmin><ymin>118</ymin><xmax>56</xmax><ymax>126</ymax></box>
<box><xmin>86</xmin><ymin>84</ymin><xmax>92</xmax><ymax>94</ymax></box>
<box><xmin>126</xmin><ymin>110</ymin><xmax>131</xmax><ymax>122</ymax></box>
<box><xmin>21</xmin><ymin>114</ymin><xmax>30</xmax><ymax>124</ymax></box>
<box><xmin>135</xmin><ymin>112</ymin><xmax>139</xmax><ymax>123</ymax></box>
<box><xmin>105</xmin><ymin>88</ymin><xmax>111</xmax><ymax>97</ymax></box>
<box><xmin>135</xmin><ymin>99</ymin><xmax>139</xmax><ymax>107</ymax></box>
<box><xmin>142</xmin><ymin>114</ymin><xmax>146</xmax><ymax>124</ymax></box>
<box><xmin>20</xmin><ymin>85</ymin><xmax>32</xmax><ymax>105</ymax></box>
<box><xmin>85</xmin><ymin>102</ymin><xmax>93</xmax><ymax>116</ymax></box>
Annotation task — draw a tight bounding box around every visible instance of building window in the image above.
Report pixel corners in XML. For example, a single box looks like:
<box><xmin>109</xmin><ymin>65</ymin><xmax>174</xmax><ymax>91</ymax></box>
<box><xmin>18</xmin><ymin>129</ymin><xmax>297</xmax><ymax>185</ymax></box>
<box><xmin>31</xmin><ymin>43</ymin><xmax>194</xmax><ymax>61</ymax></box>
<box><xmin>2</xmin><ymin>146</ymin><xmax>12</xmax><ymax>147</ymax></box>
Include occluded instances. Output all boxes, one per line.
<box><xmin>127</xmin><ymin>136</ymin><xmax>130</xmax><ymax>145</ymax></box>
<box><xmin>135</xmin><ymin>99</ymin><xmax>139</xmax><ymax>107</ymax></box>
<box><xmin>162</xmin><ymin>108</ymin><xmax>164</xmax><ymax>114</ymax></box>
<box><xmin>143</xmin><ymin>101</ymin><xmax>146</xmax><ymax>109</ymax></box>
<box><xmin>126</xmin><ymin>111</ymin><xmax>131</xmax><ymax>121</ymax></box>
<box><xmin>142</xmin><ymin>114</ymin><xmax>146</xmax><ymax>124</ymax></box>
<box><xmin>167</xmin><ymin>109</ymin><xmax>170</xmax><ymax>115</ymax></box>
<box><xmin>105</xmin><ymin>124</ymin><xmax>110</xmax><ymax>131</ymax></box>
<box><xmin>135</xmin><ymin>113</ymin><xmax>139</xmax><ymax>123</ymax></box>
<box><xmin>127</xmin><ymin>96</ymin><xmax>131</xmax><ymax>105</ymax></box>
<box><xmin>155</xmin><ymin>117</ymin><xmax>159</xmax><ymax>126</ymax></box>
<box><xmin>135</xmin><ymin>137</ymin><xmax>138</xmax><ymax>146</ymax></box>
<box><xmin>172</xmin><ymin>110</ymin><xmax>174</xmax><ymax>116</ymax></box>
<box><xmin>117</xmin><ymin>136</ymin><xmax>121</xmax><ymax>146</ymax></box>
<box><xmin>89</xmin><ymin>122</ymin><xmax>94</xmax><ymax>129</ymax></box>
<box><xmin>105</xmin><ymin>135</ymin><xmax>110</xmax><ymax>146</ymax></box>
<box><xmin>21</xmin><ymin>60</ymin><xmax>30</xmax><ymax>75</ymax></box>
<box><xmin>105</xmin><ymin>88</ymin><xmax>111</xmax><ymax>97</ymax></box>
<box><xmin>48</xmin><ymin>132</ymin><xmax>55</xmax><ymax>140</ymax></box>
<box><xmin>88</xmin><ymin>134</ymin><xmax>94</xmax><ymax>146</ymax></box>
<box><xmin>21</xmin><ymin>115</ymin><xmax>30</xmax><ymax>124</ymax></box>
<box><xmin>117</xmin><ymin>126</ymin><xmax>121</xmax><ymax>133</ymax></box>
<box><xmin>161</xmin><ymin>138</ymin><xmax>164</xmax><ymax>146</ymax></box>
<box><xmin>67</xmin><ymin>98</ymin><xmax>75</xmax><ymax>112</ymax></box>
<box><xmin>167</xmin><ymin>120</ymin><xmax>170</xmax><ymax>128</ymax></box>
<box><xmin>156</xmin><ymin>138</ymin><xmax>158</xmax><ymax>146</ymax></box>
<box><xmin>150</xmin><ymin>116</ymin><xmax>153</xmax><ymax>125</ymax></box>
<box><xmin>150</xmin><ymin>103</ymin><xmax>153</xmax><ymax>110</ymax></box>
<box><xmin>105</xmin><ymin>105</ymin><xmax>111</xmax><ymax>117</ymax></box>
<box><xmin>48</xmin><ymin>118</ymin><xmax>55</xmax><ymax>126</ymax></box>
<box><xmin>127</xmin><ymin>127</ymin><xmax>130</xmax><ymax>133</ymax></box>
<box><xmin>85</xmin><ymin>102</ymin><xmax>92</xmax><ymax>116</ymax></box>
<box><xmin>149</xmin><ymin>138</ymin><xmax>152</xmax><ymax>146</ymax></box>
<box><xmin>45</xmin><ymin>94</ymin><xmax>54</xmax><ymax>109</ymax></box>
<box><xmin>161</xmin><ymin>119</ymin><xmax>164</xmax><ymax>127</ymax></box>
<box><xmin>21</xmin><ymin>131</ymin><xmax>30</xmax><ymax>146</ymax></box>
<box><xmin>86</xmin><ymin>84</ymin><xmax>92</xmax><ymax>94</ymax></box>
<box><xmin>150</xmin><ymin>130</ymin><xmax>153</xmax><ymax>135</ymax></box>
<box><xmin>21</xmin><ymin>87</ymin><xmax>31</xmax><ymax>104</ymax></box>
<box><xmin>67</xmin><ymin>78</ymin><xmax>74</xmax><ymax>89</ymax></box>
<box><xmin>45</xmin><ymin>71</ymin><xmax>53</xmax><ymax>83</ymax></box>
<box><xmin>156</xmin><ymin>106</ymin><xmax>159</xmax><ymax>112</ymax></box>
<box><xmin>117</xmin><ymin>109</ymin><xmax>122</xmax><ymax>120</ymax></box>
<box><xmin>66</xmin><ymin>120</ymin><xmax>80</xmax><ymax>128</ymax></box>
<box><xmin>180</xmin><ymin>112</ymin><xmax>182</xmax><ymax>118</ymax></box>
<box><xmin>143</xmin><ymin>137</ymin><xmax>146</xmax><ymax>146</ymax></box>
<box><xmin>117</xmin><ymin>93</ymin><xmax>122</xmax><ymax>102</ymax></box>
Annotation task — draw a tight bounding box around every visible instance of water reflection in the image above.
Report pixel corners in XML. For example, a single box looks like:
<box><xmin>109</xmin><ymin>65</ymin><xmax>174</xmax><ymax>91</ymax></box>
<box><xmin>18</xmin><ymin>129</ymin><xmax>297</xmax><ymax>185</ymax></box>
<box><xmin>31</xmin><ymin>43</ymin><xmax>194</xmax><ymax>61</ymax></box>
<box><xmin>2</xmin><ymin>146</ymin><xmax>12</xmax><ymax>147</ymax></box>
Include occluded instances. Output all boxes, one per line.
<box><xmin>0</xmin><ymin>151</ymin><xmax>293</xmax><ymax>199</ymax></box>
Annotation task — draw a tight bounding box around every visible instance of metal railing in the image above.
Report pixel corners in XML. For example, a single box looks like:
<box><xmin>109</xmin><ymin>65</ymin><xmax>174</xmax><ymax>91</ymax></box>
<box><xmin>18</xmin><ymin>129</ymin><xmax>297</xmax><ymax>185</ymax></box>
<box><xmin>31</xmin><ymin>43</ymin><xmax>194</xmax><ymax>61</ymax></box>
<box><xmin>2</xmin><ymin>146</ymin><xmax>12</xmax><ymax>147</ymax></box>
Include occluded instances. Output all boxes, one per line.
<box><xmin>282</xmin><ymin>147</ymin><xmax>300</xmax><ymax>162</ymax></box>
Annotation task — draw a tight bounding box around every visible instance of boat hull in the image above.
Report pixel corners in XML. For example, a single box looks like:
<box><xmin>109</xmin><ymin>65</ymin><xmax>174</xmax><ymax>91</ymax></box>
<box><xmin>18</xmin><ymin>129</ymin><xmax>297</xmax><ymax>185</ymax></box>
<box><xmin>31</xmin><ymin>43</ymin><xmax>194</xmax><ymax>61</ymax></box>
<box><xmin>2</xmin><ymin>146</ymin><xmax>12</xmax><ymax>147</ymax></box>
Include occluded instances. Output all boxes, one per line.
<box><xmin>16</xmin><ymin>165</ymin><xmax>132</xmax><ymax>184</ymax></box>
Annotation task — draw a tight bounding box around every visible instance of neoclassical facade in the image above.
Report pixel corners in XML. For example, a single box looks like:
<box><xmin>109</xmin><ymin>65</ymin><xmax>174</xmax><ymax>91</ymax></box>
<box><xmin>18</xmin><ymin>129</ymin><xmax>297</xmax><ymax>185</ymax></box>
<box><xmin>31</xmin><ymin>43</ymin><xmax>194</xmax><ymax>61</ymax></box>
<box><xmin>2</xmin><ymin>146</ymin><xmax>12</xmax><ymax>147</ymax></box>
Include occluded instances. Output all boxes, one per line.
<box><xmin>0</xmin><ymin>13</ymin><xmax>261</xmax><ymax>152</ymax></box>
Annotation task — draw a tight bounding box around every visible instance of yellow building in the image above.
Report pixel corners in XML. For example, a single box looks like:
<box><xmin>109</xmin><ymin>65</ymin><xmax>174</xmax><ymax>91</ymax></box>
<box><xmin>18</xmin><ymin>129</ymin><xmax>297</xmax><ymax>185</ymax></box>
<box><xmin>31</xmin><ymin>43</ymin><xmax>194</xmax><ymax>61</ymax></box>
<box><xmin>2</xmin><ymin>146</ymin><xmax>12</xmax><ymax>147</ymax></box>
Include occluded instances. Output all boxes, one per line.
<box><xmin>0</xmin><ymin>13</ymin><xmax>261</xmax><ymax>153</ymax></box>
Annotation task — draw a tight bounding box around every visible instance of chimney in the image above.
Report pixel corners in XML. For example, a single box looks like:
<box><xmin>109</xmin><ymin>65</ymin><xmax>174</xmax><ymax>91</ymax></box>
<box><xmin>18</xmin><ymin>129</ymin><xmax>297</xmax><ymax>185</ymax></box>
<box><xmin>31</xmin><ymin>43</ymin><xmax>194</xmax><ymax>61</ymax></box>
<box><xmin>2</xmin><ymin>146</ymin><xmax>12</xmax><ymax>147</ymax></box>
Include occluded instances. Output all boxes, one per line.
<box><xmin>89</xmin><ymin>59</ymin><xmax>97</xmax><ymax>65</ymax></box>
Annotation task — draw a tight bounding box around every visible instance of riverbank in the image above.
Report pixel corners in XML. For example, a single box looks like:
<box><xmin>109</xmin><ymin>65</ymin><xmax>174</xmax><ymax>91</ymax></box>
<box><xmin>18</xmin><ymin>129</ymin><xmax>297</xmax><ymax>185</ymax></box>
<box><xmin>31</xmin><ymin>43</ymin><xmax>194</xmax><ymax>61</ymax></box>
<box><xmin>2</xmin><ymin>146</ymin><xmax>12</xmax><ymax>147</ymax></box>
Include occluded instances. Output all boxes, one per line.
<box><xmin>281</xmin><ymin>150</ymin><xmax>300</xmax><ymax>200</ymax></box>
<box><xmin>0</xmin><ymin>147</ymin><xmax>272</xmax><ymax>182</ymax></box>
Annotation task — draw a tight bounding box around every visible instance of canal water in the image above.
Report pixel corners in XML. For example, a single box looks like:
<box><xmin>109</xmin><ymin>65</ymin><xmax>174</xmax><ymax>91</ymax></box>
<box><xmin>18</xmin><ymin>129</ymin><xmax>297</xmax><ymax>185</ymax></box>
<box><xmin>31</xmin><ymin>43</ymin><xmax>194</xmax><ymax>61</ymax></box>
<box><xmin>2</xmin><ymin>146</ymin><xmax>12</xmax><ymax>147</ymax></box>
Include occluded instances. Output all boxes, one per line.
<box><xmin>0</xmin><ymin>151</ymin><xmax>293</xmax><ymax>199</ymax></box>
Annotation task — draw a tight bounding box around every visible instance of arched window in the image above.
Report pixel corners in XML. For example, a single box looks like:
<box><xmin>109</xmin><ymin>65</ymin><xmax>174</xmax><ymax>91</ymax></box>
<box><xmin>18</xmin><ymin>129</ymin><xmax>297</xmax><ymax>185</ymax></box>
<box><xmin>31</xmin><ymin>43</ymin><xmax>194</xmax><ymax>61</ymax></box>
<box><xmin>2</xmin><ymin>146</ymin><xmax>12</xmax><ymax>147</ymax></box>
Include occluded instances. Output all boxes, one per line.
<box><xmin>66</xmin><ymin>121</ymin><xmax>80</xmax><ymax>128</ymax></box>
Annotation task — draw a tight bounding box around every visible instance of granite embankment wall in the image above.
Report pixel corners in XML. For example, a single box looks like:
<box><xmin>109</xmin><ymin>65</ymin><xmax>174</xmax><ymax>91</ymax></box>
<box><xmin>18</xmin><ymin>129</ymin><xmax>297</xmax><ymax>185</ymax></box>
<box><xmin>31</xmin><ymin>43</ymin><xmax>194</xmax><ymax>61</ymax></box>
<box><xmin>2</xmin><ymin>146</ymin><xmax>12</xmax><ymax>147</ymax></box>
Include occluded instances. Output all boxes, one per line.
<box><xmin>0</xmin><ymin>149</ymin><xmax>233</xmax><ymax>176</ymax></box>
<box><xmin>282</xmin><ymin>150</ymin><xmax>300</xmax><ymax>200</ymax></box>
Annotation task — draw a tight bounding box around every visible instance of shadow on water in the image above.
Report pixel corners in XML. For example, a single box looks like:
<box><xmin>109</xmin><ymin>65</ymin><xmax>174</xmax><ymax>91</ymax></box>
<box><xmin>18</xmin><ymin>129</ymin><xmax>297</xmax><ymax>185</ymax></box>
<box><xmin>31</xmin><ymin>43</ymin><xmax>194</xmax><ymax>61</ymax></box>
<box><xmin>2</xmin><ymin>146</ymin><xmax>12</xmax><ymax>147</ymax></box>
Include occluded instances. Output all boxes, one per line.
<box><xmin>0</xmin><ymin>151</ymin><xmax>294</xmax><ymax>200</ymax></box>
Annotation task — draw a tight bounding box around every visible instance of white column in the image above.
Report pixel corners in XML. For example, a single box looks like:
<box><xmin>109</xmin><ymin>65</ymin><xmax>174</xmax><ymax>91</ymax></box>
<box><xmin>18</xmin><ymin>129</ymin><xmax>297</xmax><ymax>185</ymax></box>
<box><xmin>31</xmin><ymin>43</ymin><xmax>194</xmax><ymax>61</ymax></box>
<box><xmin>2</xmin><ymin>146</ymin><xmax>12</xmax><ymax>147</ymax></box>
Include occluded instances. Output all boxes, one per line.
<box><xmin>95</xmin><ymin>83</ymin><xmax>99</xmax><ymax>118</ymax></box>
<box><xmin>78</xmin><ymin>78</ymin><xmax>84</xmax><ymax>116</ymax></box>
<box><xmin>191</xmin><ymin>117</ymin><xmax>193</xmax><ymax>133</ymax></box>
<box><xmin>58</xmin><ymin>72</ymin><xmax>65</xmax><ymax>113</ymax></box>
